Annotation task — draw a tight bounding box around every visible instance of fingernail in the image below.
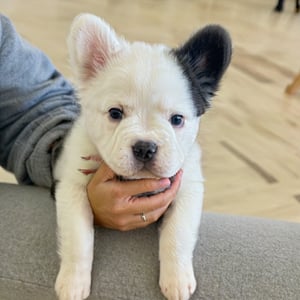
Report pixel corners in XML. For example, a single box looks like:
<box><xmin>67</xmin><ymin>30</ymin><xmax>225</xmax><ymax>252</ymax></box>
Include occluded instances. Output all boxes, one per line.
<box><xmin>81</xmin><ymin>156</ymin><xmax>90</xmax><ymax>160</ymax></box>
<box><xmin>78</xmin><ymin>168</ymin><xmax>88</xmax><ymax>175</ymax></box>
<box><xmin>78</xmin><ymin>168</ymin><xmax>97</xmax><ymax>175</ymax></box>
<box><xmin>82</xmin><ymin>155</ymin><xmax>102</xmax><ymax>162</ymax></box>
<box><xmin>159</xmin><ymin>178</ymin><xmax>171</xmax><ymax>187</ymax></box>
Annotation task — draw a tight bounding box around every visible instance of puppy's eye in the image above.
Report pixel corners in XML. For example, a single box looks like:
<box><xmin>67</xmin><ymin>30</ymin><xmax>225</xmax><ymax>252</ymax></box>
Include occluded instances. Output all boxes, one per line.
<box><xmin>170</xmin><ymin>114</ymin><xmax>184</xmax><ymax>127</ymax></box>
<box><xmin>109</xmin><ymin>108</ymin><xmax>123</xmax><ymax>121</ymax></box>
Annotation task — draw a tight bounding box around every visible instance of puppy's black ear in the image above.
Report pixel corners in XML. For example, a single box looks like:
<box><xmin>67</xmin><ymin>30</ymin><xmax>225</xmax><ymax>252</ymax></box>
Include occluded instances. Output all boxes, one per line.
<box><xmin>173</xmin><ymin>25</ymin><xmax>232</xmax><ymax>116</ymax></box>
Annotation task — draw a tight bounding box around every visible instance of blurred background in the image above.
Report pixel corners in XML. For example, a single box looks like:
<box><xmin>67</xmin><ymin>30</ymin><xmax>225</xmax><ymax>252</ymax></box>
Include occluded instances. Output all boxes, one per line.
<box><xmin>0</xmin><ymin>0</ymin><xmax>299</xmax><ymax>222</ymax></box>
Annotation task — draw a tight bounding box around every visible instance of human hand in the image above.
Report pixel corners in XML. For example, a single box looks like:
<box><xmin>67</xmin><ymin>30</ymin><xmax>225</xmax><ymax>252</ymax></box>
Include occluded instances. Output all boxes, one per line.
<box><xmin>87</xmin><ymin>162</ymin><xmax>182</xmax><ymax>231</ymax></box>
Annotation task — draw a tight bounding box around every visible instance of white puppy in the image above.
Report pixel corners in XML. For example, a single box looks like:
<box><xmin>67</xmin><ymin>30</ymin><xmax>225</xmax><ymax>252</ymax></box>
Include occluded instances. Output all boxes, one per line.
<box><xmin>54</xmin><ymin>14</ymin><xmax>231</xmax><ymax>300</ymax></box>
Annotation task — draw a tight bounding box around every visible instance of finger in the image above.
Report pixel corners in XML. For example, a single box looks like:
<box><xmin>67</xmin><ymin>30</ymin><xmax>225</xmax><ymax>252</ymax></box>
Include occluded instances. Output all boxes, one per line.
<box><xmin>78</xmin><ymin>168</ymin><xmax>98</xmax><ymax>175</ymax></box>
<box><xmin>89</xmin><ymin>161</ymin><xmax>116</xmax><ymax>184</ymax></box>
<box><xmin>118</xmin><ymin>205</ymin><xmax>168</xmax><ymax>231</ymax></box>
<box><xmin>117</xmin><ymin>177</ymin><xmax>172</xmax><ymax>198</ymax></box>
<box><xmin>81</xmin><ymin>155</ymin><xmax>102</xmax><ymax>162</ymax></box>
<box><xmin>129</xmin><ymin>170</ymin><xmax>183</xmax><ymax>214</ymax></box>
<box><xmin>137</xmin><ymin>205</ymin><xmax>168</xmax><ymax>224</ymax></box>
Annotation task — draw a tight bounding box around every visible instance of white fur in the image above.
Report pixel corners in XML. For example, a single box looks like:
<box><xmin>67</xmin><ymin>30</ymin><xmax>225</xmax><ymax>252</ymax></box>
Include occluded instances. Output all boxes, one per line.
<box><xmin>55</xmin><ymin>13</ymin><xmax>204</xmax><ymax>300</ymax></box>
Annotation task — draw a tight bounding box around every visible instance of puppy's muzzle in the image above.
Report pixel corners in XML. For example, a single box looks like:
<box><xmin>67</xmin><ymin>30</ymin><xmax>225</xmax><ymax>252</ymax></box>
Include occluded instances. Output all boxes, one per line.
<box><xmin>132</xmin><ymin>140</ymin><xmax>157</xmax><ymax>162</ymax></box>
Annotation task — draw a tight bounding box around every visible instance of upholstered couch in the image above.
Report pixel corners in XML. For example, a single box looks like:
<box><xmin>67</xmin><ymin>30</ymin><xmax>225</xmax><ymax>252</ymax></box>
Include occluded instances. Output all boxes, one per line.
<box><xmin>1</xmin><ymin>183</ymin><xmax>299</xmax><ymax>299</ymax></box>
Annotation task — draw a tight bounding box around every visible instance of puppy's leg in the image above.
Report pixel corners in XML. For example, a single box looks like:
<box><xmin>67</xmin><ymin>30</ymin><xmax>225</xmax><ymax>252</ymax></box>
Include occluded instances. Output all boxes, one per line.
<box><xmin>53</xmin><ymin>119</ymin><xmax>98</xmax><ymax>300</ymax></box>
<box><xmin>55</xmin><ymin>181</ymin><xmax>94</xmax><ymax>300</ymax></box>
<box><xmin>159</xmin><ymin>150</ymin><xmax>203</xmax><ymax>300</ymax></box>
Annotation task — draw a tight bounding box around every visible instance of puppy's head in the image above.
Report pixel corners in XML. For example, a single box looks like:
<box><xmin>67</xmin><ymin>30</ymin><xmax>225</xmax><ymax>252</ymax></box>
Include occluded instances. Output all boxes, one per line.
<box><xmin>68</xmin><ymin>14</ymin><xmax>231</xmax><ymax>178</ymax></box>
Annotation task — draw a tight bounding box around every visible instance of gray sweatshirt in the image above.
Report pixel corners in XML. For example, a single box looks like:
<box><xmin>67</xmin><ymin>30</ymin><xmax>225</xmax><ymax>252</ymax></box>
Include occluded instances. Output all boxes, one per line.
<box><xmin>0</xmin><ymin>14</ymin><xmax>80</xmax><ymax>187</ymax></box>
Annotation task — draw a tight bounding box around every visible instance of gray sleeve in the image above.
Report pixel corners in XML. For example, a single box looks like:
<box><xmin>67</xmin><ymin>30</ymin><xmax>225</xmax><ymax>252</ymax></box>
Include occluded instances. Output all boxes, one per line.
<box><xmin>0</xmin><ymin>14</ymin><xmax>80</xmax><ymax>188</ymax></box>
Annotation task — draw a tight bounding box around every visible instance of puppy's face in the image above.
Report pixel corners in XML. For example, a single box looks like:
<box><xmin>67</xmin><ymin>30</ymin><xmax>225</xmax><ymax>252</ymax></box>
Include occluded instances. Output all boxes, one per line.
<box><xmin>68</xmin><ymin>14</ymin><xmax>231</xmax><ymax>178</ymax></box>
<box><xmin>80</xmin><ymin>44</ymin><xmax>199</xmax><ymax>178</ymax></box>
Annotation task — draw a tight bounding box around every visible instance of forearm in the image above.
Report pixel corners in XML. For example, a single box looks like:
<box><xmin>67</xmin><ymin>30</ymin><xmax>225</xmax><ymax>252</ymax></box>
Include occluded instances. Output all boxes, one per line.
<box><xmin>0</xmin><ymin>14</ymin><xmax>80</xmax><ymax>187</ymax></box>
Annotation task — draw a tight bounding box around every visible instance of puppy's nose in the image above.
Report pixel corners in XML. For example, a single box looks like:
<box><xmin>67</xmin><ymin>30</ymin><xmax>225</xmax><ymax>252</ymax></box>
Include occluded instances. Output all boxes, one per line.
<box><xmin>132</xmin><ymin>141</ymin><xmax>158</xmax><ymax>162</ymax></box>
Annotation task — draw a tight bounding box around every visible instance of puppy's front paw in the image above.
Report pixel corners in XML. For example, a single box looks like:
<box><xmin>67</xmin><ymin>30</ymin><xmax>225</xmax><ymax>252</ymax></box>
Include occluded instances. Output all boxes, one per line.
<box><xmin>55</xmin><ymin>265</ymin><xmax>91</xmax><ymax>300</ymax></box>
<box><xmin>159</xmin><ymin>262</ymin><xmax>196</xmax><ymax>300</ymax></box>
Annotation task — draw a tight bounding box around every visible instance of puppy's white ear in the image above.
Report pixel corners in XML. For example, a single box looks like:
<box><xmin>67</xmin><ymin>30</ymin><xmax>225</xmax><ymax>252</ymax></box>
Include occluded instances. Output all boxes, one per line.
<box><xmin>68</xmin><ymin>13</ymin><xmax>125</xmax><ymax>81</ymax></box>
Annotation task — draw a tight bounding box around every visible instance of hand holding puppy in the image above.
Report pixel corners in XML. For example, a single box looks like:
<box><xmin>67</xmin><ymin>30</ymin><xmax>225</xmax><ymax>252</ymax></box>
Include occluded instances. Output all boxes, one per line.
<box><xmin>87</xmin><ymin>162</ymin><xmax>182</xmax><ymax>231</ymax></box>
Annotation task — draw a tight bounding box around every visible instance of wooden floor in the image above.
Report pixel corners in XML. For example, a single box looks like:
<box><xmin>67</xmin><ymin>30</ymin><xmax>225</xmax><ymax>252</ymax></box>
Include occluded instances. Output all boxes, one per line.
<box><xmin>1</xmin><ymin>0</ymin><xmax>300</xmax><ymax>222</ymax></box>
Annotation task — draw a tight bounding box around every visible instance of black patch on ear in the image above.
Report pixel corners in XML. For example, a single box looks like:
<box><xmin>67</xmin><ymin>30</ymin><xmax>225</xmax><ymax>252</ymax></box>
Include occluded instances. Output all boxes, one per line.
<box><xmin>172</xmin><ymin>25</ymin><xmax>232</xmax><ymax>116</ymax></box>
